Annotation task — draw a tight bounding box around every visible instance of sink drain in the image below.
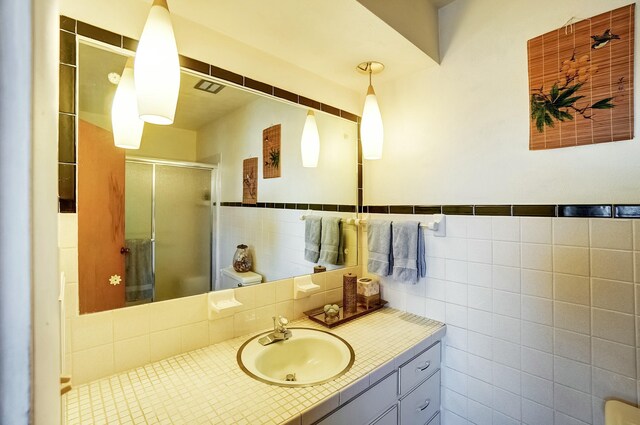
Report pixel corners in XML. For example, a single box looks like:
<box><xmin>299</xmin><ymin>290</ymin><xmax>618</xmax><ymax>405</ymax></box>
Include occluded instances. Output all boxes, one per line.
<box><xmin>285</xmin><ymin>373</ymin><xmax>297</xmax><ymax>382</ymax></box>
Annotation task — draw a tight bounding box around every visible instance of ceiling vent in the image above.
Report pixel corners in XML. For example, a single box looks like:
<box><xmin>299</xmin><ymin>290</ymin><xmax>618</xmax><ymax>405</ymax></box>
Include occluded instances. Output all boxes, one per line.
<box><xmin>194</xmin><ymin>79</ymin><xmax>225</xmax><ymax>94</ymax></box>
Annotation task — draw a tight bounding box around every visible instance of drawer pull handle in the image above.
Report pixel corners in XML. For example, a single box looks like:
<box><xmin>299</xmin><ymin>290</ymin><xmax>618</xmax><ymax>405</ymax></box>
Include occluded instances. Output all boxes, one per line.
<box><xmin>416</xmin><ymin>361</ymin><xmax>431</xmax><ymax>372</ymax></box>
<box><xmin>417</xmin><ymin>399</ymin><xmax>431</xmax><ymax>412</ymax></box>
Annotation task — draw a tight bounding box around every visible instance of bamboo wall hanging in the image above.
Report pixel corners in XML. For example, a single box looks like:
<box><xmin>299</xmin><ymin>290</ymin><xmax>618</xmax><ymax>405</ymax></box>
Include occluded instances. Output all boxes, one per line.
<box><xmin>263</xmin><ymin>124</ymin><xmax>281</xmax><ymax>178</ymax></box>
<box><xmin>527</xmin><ymin>5</ymin><xmax>634</xmax><ymax>150</ymax></box>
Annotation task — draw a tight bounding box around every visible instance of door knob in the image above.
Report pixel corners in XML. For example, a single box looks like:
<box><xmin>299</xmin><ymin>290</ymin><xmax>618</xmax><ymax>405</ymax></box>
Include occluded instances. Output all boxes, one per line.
<box><xmin>120</xmin><ymin>247</ymin><xmax>130</xmax><ymax>254</ymax></box>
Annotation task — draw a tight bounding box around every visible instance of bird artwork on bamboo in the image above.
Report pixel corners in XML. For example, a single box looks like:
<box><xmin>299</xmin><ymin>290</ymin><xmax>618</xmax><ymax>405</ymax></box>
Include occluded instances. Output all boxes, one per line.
<box><xmin>591</xmin><ymin>29</ymin><xmax>620</xmax><ymax>49</ymax></box>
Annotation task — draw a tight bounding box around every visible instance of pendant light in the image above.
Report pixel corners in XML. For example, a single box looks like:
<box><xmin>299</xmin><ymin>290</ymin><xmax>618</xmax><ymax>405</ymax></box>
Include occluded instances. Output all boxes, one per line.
<box><xmin>357</xmin><ymin>61</ymin><xmax>384</xmax><ymax>160</ymax></box>
<box><xmin>112</xmin><ymin>58</ymin><xmax>144</xmax><ymax>149</ymax></box>
<box><xmin>300</xmin><ymin>110</ymin><xmax>320</xmax><ymax>167</ymax></box>
<box><xmin>134</xmin><ymin>0</ymin><xmax>180</xmax><ymax>125</ymax></box>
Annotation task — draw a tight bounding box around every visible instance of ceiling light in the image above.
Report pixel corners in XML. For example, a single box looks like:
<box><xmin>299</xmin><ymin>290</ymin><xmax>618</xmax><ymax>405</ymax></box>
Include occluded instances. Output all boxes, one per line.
<box><xmin>357</xmin><ymin>61</ymin><xmax>384</xmax><ymax>160</ymax></box>
<box><xmin>300</xmin><ymin>110</ymin><xmax>320</xmax><ymax>167</ymax></box>
<box><xmin>112</xmin><ymin>58</ymin><xmax>144</xmax><ymax>149</ymax></box>
<box><xmin>134</xmin><ymin>0</ymin><xmax>180</xmax><ymax>125</ymax></box>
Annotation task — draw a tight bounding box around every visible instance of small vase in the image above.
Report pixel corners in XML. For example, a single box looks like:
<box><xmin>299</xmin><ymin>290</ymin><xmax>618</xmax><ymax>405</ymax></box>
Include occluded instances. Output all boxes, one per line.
<box><xmin>233</xmin><ymin>244</ymin><xmax>252</xmax><ymax>272</ymax></box>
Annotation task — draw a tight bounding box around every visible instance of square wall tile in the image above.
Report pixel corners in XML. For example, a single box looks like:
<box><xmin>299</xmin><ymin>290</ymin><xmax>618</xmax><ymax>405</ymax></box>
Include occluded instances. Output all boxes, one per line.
<box><xmin>492</xmin><ymin>290</ymin><xmax>520</xmax><ymax>319</ymax></box>
<box><xmin>521</xmin><ymin>296</ymin><xmax>552</xmax><ymax>326</ymax></box>
<box><xmin>57</xmin><ymin>213</ymin><xmax>77</xmax><ymax>248</ymax></box>
<box><xmin>467</xmin><ymin>216</ymin><xmax>492</xmax><ymax>240</ymax></box>
<box><xmin>521</xmin><ymin>243</ymin><xmax>552</xmax><ymax>272</ymax></box>
<box><xmin>554</xmin><ymin>301</ymin><xmax>590</xmax><ymax>335</ymax></box>
<box><xmin>521</xmin><ymin>372</ymin><xmax>553</xmax><ymax>408</ymax></box>
<box><xmin>553</xmin><ymin>218</ymin><xmax>589</xmax><ymax>247</ymax></box>
<box><xmin>493</xmin><ymin>241</ymin><xmax>520</xmax><ymax>267</ymax></box>
<box><xmin>554</xmin><ymin>273</ymin><xmax>590</xmax><ymax>306</ymax></box>
<box><xmin>468</xmin><ymin>285</ymin><xmax>492</xmax><ymax>312</ymax></box>
<box><xmin>114</xmin><ymin>335</ymin><xmax>149</xmax><ymax>373</ymax></box>
<box><xmin>58</xmin><ymin>247</ymin><xmax>78</xmax><ymax>283</ymax></box>
<box><xmin>592</xmin><ymin>337</ymin><xmax>636</xmax><ymax>378</ymax></box>
<box><xmin>521</xmin><ymin>321</ymin><xmax>553</xmax><ymax>354</ymax></box>
<box><xmin>590</xmin><ymin>219</ymin><xmax>632</xmax><ymax>250</ymax></box>
<box><xmin>149</xmin><ymin>327</ymin><xmax>181</xmax><ymax>362</ymax></box>
<box><xmin>492</xmin><ymin>266</ymin><xmax>520</xmax><ymax>293</ymax></box>
<box><xmin>521</xmin><ymin>269</ymin><xmax>552</xmax><ymax>299</ymax></box>
<box><xmin>181</xmin><ymin>321</ymin><xmax>209</xmax><ymax>352</ymax></box>
<box><xmin>491</xmin><ymin>217</ymin><xmax>520</xmax><ymax>242</ymax></box>
<box><xmin>554</xmin><ymin>356</ymin><xmax>591</xmax><ymax>393</ymax></box>
<box><xmin>112</xmin><ymin>304</ymin><xmax>149</xmax><ymax>341</ymax></box>
<box><xmin>208</xmin><ymin>316</ymin><xmax>234</xmax><ymax>344</ymax></box>
<box><xmin>468</xmin><ymin>239</ymin><xmax>492</xmax><ymax>264</ymax></box>
<box><xmin>554</xmin><ymin>383</ymin><xmax>592</xmax><ymax>424</ymax></box>
<box><xmin>522</xmin><ymin>346</ymin><xmax>553</xmax><ymax>380</ymax></box>
<box><xmin>520</xmin><ymin>217</ymin><xmax>552</xmax><ymax>244</ymax></box>
<box><xmin>553</xmin><ymin>246</ymin><xmax>589</xmax><ymax>276</ymax></box>
<box><xmin>591</xmin><ymin>308</ymin><xmax>635</xmax><ymax>345</ymax></box>
<box><xmin>468</xmin><ymin>263</ymin><xmax>492</xmax><ymax>288</ymax></box>
<box><xmin>254</xmin><ymin>282</ymin><xmax>276</xmax><ymax>307</ymax></box>
<box><xmin>72</xmin><ymin>310</ymin><xmax>113</xmax><ymax>352</ymax></box>
<box><xmin>592</xmin><ymin>278</ymin><xmax>634</xmax><ymax>314</ymax></box>
<box><xmin>591</xmin><ymin>249</ymin><xmax>634</xmax><ymax>282</ymax></box>
<box><xmin>554</xmin><ymin>329</ymin><xmax>591</xmax><ymax>364</ymax></box>
<box><xmin>275</xmin><ymin>278</ymin><xmax>294</xmax><ymax>301</ymax></box>
<box><xmin>592</xmin><ymin>366</ymin><xmax>638</xmax><ymax>403</ymax></box>
<box><xmin>72</xmin><ymin>344</ymin><xmax>114</xmax><ymax>384</ymax></box>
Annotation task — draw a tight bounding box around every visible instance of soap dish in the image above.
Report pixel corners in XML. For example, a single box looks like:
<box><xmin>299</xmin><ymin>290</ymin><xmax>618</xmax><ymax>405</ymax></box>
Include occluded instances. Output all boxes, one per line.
<box><xmin>304</xmin><ymin>300</ymin><xmax>388</xmax><ymax>328</ymax></box>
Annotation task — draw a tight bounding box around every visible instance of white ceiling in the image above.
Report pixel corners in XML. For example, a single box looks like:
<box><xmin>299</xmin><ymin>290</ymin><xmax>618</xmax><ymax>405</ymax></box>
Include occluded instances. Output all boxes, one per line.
<box><xmin>78</xmin><ymin>42</ymin><xmax>261</xmax><ymax>131</ymax></box>
<box><xmin>163</xmin><ymin>0</ymin><xmax>442</xmax><ymax>89</ymax></box>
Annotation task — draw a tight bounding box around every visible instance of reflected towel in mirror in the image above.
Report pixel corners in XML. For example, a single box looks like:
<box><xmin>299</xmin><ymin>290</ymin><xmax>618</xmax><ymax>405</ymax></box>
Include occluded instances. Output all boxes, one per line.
<box><xmin>125</xmin><ymin>239</ymin><xmax>154</xmax><ymax>302</ymax></box>
<box><xmin>304</xmin><ymin>215</ymin><xmax>322</xmax><ymax>262</ymax></box>
<box><xmin>366</xmin><ymin>220</ymin><xmax>392</xmax><ymax>276</ymax></box>
<box><xmin>319</xmin><ymin>217</ymin><xmax>343</xmax><ymax>265</ymax></box>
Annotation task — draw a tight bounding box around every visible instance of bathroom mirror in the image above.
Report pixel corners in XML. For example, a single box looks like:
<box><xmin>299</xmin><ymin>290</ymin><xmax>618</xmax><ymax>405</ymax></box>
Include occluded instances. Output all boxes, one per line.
<box><xmin>76</xmin><ymin>39</ymin><xmax>358</xmax><ymax>313</ymax></box>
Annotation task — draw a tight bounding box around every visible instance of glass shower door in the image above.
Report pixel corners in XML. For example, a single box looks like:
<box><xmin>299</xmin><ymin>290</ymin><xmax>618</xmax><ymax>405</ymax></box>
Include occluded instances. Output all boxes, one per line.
<box><xmin>154</xmin><ymin>165</ymin><xmax>212</xmax><ymax>301</ymax></box>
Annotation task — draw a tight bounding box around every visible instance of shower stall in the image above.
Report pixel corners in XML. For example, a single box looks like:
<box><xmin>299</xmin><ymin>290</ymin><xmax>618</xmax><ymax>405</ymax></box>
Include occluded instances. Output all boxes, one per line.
<box><xmin>124</xmin><ymin>157</ymin><xmax>217</xmax><ymax>304</ymax></box>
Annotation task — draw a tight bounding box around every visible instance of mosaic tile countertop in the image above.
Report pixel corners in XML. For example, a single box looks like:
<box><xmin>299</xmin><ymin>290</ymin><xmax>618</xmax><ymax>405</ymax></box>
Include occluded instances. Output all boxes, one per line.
<box><xmin>65</xmin><ymin>308</ymin><xmax>445</xmax><ymax>425</ymax></box>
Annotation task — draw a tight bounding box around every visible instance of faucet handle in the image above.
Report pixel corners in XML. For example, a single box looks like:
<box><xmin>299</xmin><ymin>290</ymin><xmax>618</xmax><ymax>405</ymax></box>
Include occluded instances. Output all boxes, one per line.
<box><xmin>273</xmin><ymin>315</ymin><xmax>289</xmax><ymax>332</ymax></box>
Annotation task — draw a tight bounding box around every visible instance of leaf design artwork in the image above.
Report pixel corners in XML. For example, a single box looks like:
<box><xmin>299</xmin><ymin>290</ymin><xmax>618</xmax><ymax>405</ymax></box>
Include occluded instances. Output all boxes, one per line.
<box><xmin>530</xmin><ymin>50</ymin><xmax>615</xmax><ymax>132</ymax></box>
<box><xmin>264</xmin><ymin>148</ymin><xmax>280</xmax><ymax>169</ymax></box>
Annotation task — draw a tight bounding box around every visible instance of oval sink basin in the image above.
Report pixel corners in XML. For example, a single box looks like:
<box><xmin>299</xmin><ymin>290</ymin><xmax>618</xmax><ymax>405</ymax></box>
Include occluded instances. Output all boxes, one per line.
<box><xmin>237</xmin><ymin>327</ymin><xmax>355</xmax><ymax>387</ymax></box>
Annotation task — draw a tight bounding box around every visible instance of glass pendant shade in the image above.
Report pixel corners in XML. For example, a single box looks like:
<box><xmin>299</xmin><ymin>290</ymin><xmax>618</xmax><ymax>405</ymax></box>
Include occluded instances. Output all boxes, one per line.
<box><xmin>361</xmin><ymin>84</ymin><xmax>383</xmax><ymax>160</ymax></box>
<box><xmin>112</xmin><ymin>59</ymin><xmax>144</xmax><ymax>149</ymax></box>
<box><xmin>134</xmin><ymin>0</ymin><xmax>180</xmax><ymax>125</ymax></box>
<box><xmin>301</xmin><ymin>110</ymin><xmax>320</xmax><ymax>167</ymax></box>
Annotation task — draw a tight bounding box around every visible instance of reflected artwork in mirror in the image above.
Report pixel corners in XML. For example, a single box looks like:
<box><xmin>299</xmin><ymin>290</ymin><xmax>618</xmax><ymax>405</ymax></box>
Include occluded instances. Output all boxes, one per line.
<box><xmin>74</xmin><ymin>38</ymin><xmax>358</xmax><ymax>314</ymax></box>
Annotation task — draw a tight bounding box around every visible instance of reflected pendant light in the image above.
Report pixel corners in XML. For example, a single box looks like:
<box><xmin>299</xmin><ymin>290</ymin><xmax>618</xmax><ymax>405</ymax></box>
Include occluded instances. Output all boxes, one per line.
<box><xmin>134</xmin><ymin>0</ymin><xmax>180</xmax><ymax>125</ymax></box>
<box><xmin>112</xmin><ymin>58</ymin><xmax>144</xmax><ymax>149</ymax></box>
<box><xmin>301</xmin><ymin>110</ymin><xmax>320</xmax><ymax>167</ymax></box>
<box><xmin>357</xmin><ymin>61</ymin><xmax>384</xmax><ymax>160</ymax></box>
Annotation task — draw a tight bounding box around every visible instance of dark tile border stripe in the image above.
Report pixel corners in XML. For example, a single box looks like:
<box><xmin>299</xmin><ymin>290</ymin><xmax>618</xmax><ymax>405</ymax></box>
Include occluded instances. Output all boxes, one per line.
<box><xmin>363</xmin><ymin>204</ymin><xmax>637</xmax><ymax>218</ymax></box>
<box><xmin>220</xmin><ymin>202</ymin><xmax>357</xmax><ymax>213</ymax></box>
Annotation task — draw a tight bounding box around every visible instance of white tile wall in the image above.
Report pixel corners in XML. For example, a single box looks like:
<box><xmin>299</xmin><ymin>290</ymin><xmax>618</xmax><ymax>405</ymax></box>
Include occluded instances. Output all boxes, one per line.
<box><xmin>58</xmin><ymin>213</ymin><xmax>359</xmax><ymax>385</ymax></box>
<box><xmin>362</xmin><ymin>214</ymin><xmax>640</xmax><ymax>425</ymax></box>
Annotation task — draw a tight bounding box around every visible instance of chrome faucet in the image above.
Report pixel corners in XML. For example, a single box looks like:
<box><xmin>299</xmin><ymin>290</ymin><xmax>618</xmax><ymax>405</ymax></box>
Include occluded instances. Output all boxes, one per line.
<box><xmin>258</xmin><ymin>316</ymin><xmax>292</xmax><ymax>346</ymax></box>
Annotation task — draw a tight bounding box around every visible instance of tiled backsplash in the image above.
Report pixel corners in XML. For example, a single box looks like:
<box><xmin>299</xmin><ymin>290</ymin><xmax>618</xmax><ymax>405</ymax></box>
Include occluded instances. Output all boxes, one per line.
<box><xmin>361</xmin><ymin>214</ymin><xmax>640</xmax><ymax>425</ymax></box>
<box><xmin>58</xmin><ymin>213</ymin><xmax>357</xmax><ymax>385</ymax></box>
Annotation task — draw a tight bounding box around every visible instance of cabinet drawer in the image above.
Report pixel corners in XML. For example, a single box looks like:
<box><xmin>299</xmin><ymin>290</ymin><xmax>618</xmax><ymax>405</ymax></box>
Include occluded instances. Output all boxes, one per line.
<box><xmin>371</xmin><ymin>405</ymin><xmax>397</xmax><ymax>425</ymax></box>
<box><xmin>317</xmin><ymin>372</ymin><xmax>397</xmax><ymax>425</ymax></box>
<box><xmin>399</xmin><ymin>370</ymin><xmax>440</xmax><ymax>425</ymax></box>
<box><xmin>399</xmin><ymin>342</ymin><xmax>440</xmax><ymax>395</ymax></box>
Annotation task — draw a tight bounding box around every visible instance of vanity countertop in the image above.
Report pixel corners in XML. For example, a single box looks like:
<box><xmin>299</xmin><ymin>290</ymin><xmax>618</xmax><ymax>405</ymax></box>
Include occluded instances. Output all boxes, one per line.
<box><xmin>65</xmin><ymin>308</ymin><xmax>445</xmax><ymax>425</ymax></box>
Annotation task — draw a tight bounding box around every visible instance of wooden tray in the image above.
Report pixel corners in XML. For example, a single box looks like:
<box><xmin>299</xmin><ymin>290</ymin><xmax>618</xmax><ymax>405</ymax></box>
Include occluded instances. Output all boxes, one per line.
<box><xmin>304</xmin><ymin>300</ymin><xmax>388</xmax><ymax>328</ymax></box>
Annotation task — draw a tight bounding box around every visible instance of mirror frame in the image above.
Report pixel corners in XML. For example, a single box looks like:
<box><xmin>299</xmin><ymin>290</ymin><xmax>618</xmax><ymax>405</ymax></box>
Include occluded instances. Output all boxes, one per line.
<box><xmin>59</xmin><ymin>15</ymin><xmax>364</xmax><ymax>313</ymax></box>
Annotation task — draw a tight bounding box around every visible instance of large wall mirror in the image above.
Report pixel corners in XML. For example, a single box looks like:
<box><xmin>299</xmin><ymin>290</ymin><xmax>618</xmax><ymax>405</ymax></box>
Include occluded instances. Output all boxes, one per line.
<box><xmin>75</xmin><ymin>38</ymin><xmax>359</xmax><ymax>314</ymax></box>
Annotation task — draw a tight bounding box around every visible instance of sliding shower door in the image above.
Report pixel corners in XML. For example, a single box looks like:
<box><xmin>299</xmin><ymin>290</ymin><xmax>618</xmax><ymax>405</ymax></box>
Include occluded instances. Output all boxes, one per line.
<box><xmin>154</xmin><ymin>165</ymin><xmax>212</xmax><ymax>301</ymax></box>
<box><xmin>125</xmin><ymin>159</ymin><xmax>215</xmax><ymax>304</ymax></box>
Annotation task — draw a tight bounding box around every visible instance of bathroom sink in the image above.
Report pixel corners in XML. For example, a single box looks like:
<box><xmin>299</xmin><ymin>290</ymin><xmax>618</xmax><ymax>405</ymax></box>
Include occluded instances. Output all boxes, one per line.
<box><xmin>237</xmin><ymin>327</ymin><xmax>355</xmax><ymax>387</ymax></box>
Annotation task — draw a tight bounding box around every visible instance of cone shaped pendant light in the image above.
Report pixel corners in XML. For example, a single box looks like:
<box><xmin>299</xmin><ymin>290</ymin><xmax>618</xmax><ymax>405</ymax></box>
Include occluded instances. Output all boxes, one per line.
<box><xmin>112</xmin><ymin>58</ymin><xmax>144</xmax><ymax>149</ymax></box>
<box><xmin>300</xmin><ymin>110</ymin><xmax>320</xmax><ymax>167</ymax></box>
<box><xmin>135</xmin><ymin>0</ymin><xmax>180</xmax><ymax>125</ymax></box>
<box><xmin>357</xmin><ymin>61</ymin><xmax>384</xmax><ymax>160</ymax></box>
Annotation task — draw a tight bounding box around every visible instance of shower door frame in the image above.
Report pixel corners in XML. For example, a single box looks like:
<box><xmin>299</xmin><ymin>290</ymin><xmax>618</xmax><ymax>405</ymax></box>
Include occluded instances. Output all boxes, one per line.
<box><xmin>125</xmin><ymin>156</ymin><xmax>219</xmax><ymax>301</ymax></box>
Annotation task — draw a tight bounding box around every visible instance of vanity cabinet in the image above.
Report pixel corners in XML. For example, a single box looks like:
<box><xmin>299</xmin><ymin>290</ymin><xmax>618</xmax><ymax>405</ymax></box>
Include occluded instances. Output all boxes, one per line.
<box><xmin>314</xmin><ymin>341</ymin><xmax>441</xmax><ymax>425</ymax></box>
